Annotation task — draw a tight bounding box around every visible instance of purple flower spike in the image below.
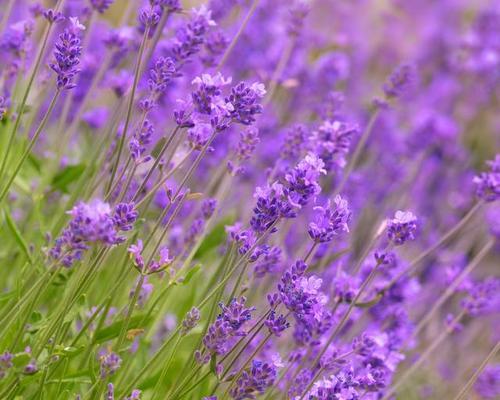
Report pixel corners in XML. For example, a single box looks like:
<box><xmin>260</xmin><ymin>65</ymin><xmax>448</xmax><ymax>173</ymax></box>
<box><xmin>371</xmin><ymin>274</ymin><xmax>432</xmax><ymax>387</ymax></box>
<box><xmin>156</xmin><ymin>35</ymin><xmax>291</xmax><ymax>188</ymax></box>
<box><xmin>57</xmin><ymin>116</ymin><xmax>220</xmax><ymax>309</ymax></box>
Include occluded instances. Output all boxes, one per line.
<box><xmin>308</xmin><ymin>195</ymin><xmax>351</xmax><ymax>243</ymax></box>
<box><xmin>90</xmin><ymin>0</ymin><xmax>114</xmax><ymax>14</ymax></box>
<box><xmin>50</xmin><ymin>28</ymin><xmax>83</xmax><ymax>90</ymax></box>
<box><xmin>99</xmin><ymin>351</ymin><xmax>121</xmax><ymax>378</ymax></box>
<box><xmin>265</xmin><ymin>311</ymin><xmax>290</xmax><ymax>336</ymax></box>
<box><xmin>387</xmin><ymin>210</ymin><xmax>418</xmax><ymax>246</ymax></box>
<box><xmin>473</xmin><ymin>154</ymin><xmax>500</xmax><ymax>202</ymax></box>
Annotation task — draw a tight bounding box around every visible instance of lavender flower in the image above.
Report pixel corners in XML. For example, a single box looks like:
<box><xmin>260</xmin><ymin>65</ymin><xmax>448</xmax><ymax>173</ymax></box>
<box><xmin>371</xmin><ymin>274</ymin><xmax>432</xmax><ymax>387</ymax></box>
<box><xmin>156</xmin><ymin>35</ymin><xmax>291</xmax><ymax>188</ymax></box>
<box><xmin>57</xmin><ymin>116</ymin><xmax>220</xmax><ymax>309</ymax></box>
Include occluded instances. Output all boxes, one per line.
<box><xmin>475</xmin><ymin>364</ymin><xmax>500</xmax><ymax>398</ymax></box>
<box><xmin>43</xmin><ymin>9</ymin><xmax>65</xmax><ymax>24</ymax></box>
<box><xmin>90</xmin><ymin>0</ymin><xmax>114</xmax><ymax>14</ymax></box>
<box><xmin>50</xmin><ymin>28</ymin><xmax>83</xmax><ymax>90</ymax></box>
<box><xmin>473</xmin><ymin>155</ymin><xmax>500</xmax><ymax>202</ymax></box>
<box><xmin>0</xmin><ymin>352</ymin><xmax>13</xmax><ymax>379</ymax></box>
<box><xmin>265</xmin><ymin>311</ymin><xmax>290</xmax><ymax>336</ymax></box>
<box><xmin>229</xmin><ymin>360</ymin><xmax>277</xmax><ymax>400</ymax></box>
<box><xmin>224</xmin><ymin>82</ymin><xmax>266</xmax><ymax>125</ymax></box>
<box><xmin>181</xmin><ymin>307</ymin><xmax>200</xmax><ymax>335</ymax></box>
<box><xmin>383</xmin><ymin>63</ymin><xmax>416</xmax><ymax>99</ymax></box>
<box><xmin>50</xmin><ymin>200</ymin><xmax>124</xmax><ymax>267</ymax></box>
<box><xmin>99</xmin><ymin>351</ymin><xmax>122</xmax><ymax>378</ymax></box>
<box><xmin>148</xmin><ymin>57</ymin><xmax>176</xmax><ymax>96</ymax></box>
<box><xmin>308</xmin><ymin>195</ymin><xmax>351</xmax><ymax>243</ymax></box>
<box><xmin>386</xmin><ymin>210</ymin><xmax>418</xmax><ymax>246</ymax></box>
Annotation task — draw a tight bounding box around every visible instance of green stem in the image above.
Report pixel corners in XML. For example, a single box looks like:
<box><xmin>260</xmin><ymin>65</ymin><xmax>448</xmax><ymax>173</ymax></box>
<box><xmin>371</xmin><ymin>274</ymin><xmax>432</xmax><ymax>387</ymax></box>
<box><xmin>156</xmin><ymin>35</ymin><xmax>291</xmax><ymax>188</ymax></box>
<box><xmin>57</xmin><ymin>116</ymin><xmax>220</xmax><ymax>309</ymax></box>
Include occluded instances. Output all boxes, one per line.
<box><xmin>115</xmin><ymin>274</ymin><xmax>145</xmax><ymax>351</ymax></box>
<box><xmin>106</xmin><ymin>24</ymin><xmax>150</xmax><ymax>195</ymax></box>
<box><xmin>151</xmin><ymin>333</ymin><xmax>182</xmax><ymax>398</ymax></box>
<box><xmin>0</xmin><ymin>7</ymin><xmax>59</xmax><ymax>182</ymax></box>
<box><xmin>0</xmin><ymin>90</ymin><xmax>60</xmax><ymax>203</ymax></box>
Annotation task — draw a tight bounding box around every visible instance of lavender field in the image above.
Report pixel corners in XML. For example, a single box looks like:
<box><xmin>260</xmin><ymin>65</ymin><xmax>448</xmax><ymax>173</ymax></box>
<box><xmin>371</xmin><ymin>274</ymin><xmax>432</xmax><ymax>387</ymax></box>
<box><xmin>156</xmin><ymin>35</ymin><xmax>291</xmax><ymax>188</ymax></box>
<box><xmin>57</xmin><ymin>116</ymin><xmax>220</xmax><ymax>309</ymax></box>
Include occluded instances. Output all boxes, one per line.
<box><xmin>0</xmin><ymin>0</ymin><xmax>499</xmax><ymax>399</ymax></box>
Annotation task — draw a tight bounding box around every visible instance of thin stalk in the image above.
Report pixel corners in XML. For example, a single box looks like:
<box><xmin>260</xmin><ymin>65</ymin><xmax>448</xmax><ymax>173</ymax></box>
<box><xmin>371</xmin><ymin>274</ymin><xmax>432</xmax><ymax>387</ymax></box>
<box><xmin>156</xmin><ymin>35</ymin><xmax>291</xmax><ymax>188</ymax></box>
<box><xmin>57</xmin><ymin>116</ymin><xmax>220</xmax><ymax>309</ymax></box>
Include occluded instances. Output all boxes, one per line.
<box><xmin>263</xmin><ymin>38</ymin><xmax>296</xmax><ymax>106</ymax></box>
<box><xmin>216</xmin><ymin>0</ymin><xmax>261</xmax><ymax>71</ymax></box>
<box><xmin>453</xmin><ymin>341</ymin><xmax>500</xmax><ymax>400</ymax></box>
<box><xmin>0</xmin><ymin>6</ymin><xmax>59</xmax><ymax>182</ymax></box>
<box><xmin>381</xmin><ymin>311</ymin><xmax>466</xmax><ymax>400</ymax></box>
<box><xmin>0</xmin><ymin>0</ymin><xmax>16</xmax><ymax>33</ymax></box>
<box><xmin>151</xmin><ymin>333</ymin><xmax>182</xmax><ymax>398</ymax></box>
<box><xmin>304</xmin><ymin>242</ymin><xmax>318</xmax><ymax>263</ymax></box>
<box><xmin>385</xmin><ymin>201</ymin><xmax>483</xmax><ymax>290</ymax></box>
<box><xmin>412</xmin><ymin>239</ymin><xmax>493</xmax><ymax>338</ymax></box>
<box><xmin>135</xmin><ymin>148</ymin><xmax>194</xmax><ymax>208</ymax></box>
<box><xmin>335</xmin><ymin>109</ymin><xmax>380</xmax><ymax>195</ymax></box>
<box><xmin>0</xmin><ymin>90</ymin><xmax>60</xmax><ymax>203</ymax></box>
<box><xmin>115</xmin><ymin>274</ymin><xmax>145</xmax><ymax>351</ymax></box>
<box><xmin>132</xmin><ymin>126</ymin><xmax>182</xmax><ymax>202</ymax></box>
<box><xmin>106</xmin><ymin>25</ymin><xmax>150</xmax><ymax>195</ymax></box>
<box><xmin>118</xmin><ymin>325</ymin><xmax>182</xmax><ymax>396</ymax></box>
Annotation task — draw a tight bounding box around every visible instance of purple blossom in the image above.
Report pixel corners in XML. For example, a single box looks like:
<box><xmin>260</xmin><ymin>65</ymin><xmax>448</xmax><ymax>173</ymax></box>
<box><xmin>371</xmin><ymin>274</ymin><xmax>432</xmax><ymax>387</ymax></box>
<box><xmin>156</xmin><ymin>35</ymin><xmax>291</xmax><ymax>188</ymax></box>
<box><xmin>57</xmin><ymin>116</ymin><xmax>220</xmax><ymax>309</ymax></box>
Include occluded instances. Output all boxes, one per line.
<box><xmin>113</xmin><ymin>202</ymin><xmax>138</xmax><ymax>232</ymax></box>
<box><xmin>99</xmin><ymin>351</ymin><xmax>122</xmax><ymax>378</ymax></box>
<box><xmin>475</xmin><ymin>364</ymin><xmax>500</xmax><ymax>399</ymax></box>
<box><xmin>148</xmin><ymin>57</ymin><xmax>176</xmax><ymax>95</ymax></box>
<box><xmin>43</xmin><ymin>9</ymin><xmax>65</xmax><ymax>24</ymax></box>
<box><xmin>50</xmin><ymin>28</ymin><xmax>83</xmax><ymax>90</ymax></box>
<box><xmin>170</xmin><ymin>6</ymin><xmax>216</xmax><ymax>65</ymax></box>
<box><xmin>219</xmin><ymin>297</ymin><xmax>255</xmax><ymax>331</ymax></box>
<box><xmin>0</xmin><ymin>352</ymin><xmax>13</xmax><ymax>379</ymax></box>
<box><xmin>50</xmin><ymin>200</ymin><xmax>124</xmax><ymax>267</ymax></box>
<box><xmin>311</xmin><ymin>120</ymin><xmax>358</xmax><ymax>171</ymax></box>
<box><xmin>90</xmin><ymin>0</ymin><xmax>114</xmax><ymax>14</ymax></box>
<box><xmin>473</xmin><ymin>155</ymin><xmax>500</xmax><ymax>202</ymax></box>
<box><xmin>386</xmin><ymin>210</ymin><xmax>418</xmax><ymax>246</ymax></box>
<box><xmin>265</xmin><ymin>311</ymin><xmax>290</xmax><ymax>336</ymax></box>
<box><xmin>285</xmin><ymin>153</ymin><xmax>326</xmax><ymax>208</ymax></box>
<box><xmin>308</xmin><ymin>195</ymin><xmax>351</xmax><ymax>243</ymax></box>
<box><xmin>181</xmin><ymin>307</ymin><xmax>200</xmax><ymax>335</ymax></box>
<box><xmin>383</xmin><ymin>63</ymin><xmax>417</xmax><ymax>99</ymax></box>
<box><xmin>229</xmin><ymin>360</ymin><xmax>278</xmax><ymax>400</ymax></box>
<box><xmin>224</xmin><ymin>82</ymin><xmax>265</xmax><ymax>125</ymax></box>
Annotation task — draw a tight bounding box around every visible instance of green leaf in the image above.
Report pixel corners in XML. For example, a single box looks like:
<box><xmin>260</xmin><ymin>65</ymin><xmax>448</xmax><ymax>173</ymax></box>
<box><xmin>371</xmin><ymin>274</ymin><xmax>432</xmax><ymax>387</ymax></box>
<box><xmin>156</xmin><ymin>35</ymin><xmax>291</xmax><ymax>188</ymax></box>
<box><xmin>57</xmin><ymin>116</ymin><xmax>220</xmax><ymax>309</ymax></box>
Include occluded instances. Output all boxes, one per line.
<box><xmin>4</xmin><ymin>208</ymin><xmax>33</xmax><ymax>264</ymax></box>
<box><xmin>12</xmin><ymin>352</ymin><xmax>31</xmax><ymax>367</ymax></box>
<box><xmin>181</xmin><ymin>264</ymin><xmax>202</xmax><ymax>285</ymax></box>
<box><xmin>94</xmin><ymin>314</ymin><xmax>152</xmax><ymax>344</ymax></box>
<box><xmin>27</xmin><ymin>154</ymin><xmax>42</xmax><ymax>173</ymax></box>
<box><xmin>194</xmin><ymin>216</ymin><xmax>234</xmax><ymax>259</ymax></box>
<box><xmin>51</xmin><ymin>164</ymin><xmax>86</xmax><ymax>193</ymax></box>
<box><xmin>151</xmin><ymin>137</ymin><xmax>167</xmax><ymax>159</ymax></box>
<box><xmin>0</xmin><ymin>290</ymin><xmax>14</xmax><ymax>304</ymax></box>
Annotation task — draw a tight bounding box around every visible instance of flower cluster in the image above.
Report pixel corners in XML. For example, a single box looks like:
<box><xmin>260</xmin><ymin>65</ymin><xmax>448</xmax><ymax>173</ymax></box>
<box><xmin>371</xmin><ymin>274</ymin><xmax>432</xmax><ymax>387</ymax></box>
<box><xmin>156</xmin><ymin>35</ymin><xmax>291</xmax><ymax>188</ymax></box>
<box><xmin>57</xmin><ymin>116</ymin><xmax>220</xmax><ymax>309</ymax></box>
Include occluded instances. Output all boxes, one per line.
<box><xmin>50</xmin><ymin>201</ymin><xmax>137</xmax><ymax>267</ymax></box>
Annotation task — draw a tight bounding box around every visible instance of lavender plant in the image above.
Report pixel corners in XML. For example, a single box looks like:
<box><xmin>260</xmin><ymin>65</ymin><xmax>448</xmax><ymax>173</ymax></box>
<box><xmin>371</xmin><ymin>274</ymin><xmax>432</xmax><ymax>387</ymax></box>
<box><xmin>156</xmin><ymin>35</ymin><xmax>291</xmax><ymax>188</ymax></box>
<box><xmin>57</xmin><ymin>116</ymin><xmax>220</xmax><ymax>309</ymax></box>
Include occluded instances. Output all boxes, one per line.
<box><xmin>0</xmin><ymin>1</ymin><xmax>499</xmax><ymax>399</ymax></box>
